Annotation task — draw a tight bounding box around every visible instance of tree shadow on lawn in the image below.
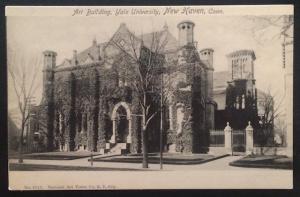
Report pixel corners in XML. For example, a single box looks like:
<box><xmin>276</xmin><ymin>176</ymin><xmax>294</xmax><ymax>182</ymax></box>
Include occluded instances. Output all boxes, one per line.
<box><xmin>8</xmin><ymin>151</ymin><xmax>102</xmax><ymax>160</ymax></box>
<box><xmin>91</xmin><ymin>153</ymin><xmax>229</xmax><ymax>165</ymax></box>
<box><xmin>229</xmin><ymin>155</ymin><xmax>293</xmax><ymax>170</ymax></box>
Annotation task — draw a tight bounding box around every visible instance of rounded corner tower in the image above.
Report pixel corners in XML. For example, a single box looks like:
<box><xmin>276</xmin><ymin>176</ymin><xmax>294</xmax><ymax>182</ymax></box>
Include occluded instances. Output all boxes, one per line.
<box><xmin>200</xmin><ymin>48</ymin><xmax>214</xmax><ymax>69</ymax></box>
<box><xmin>177</xmin><ymin>20</ymin><xmax>195</xmax><ymax>47</ymax></box>
<box><xmin>43</xmin><ymin>50</ymin><xmax>57</xmax><ymax>70</ymax></box>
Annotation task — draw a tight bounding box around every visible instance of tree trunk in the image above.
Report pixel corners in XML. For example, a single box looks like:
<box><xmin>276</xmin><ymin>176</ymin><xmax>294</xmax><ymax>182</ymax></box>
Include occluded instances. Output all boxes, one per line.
<box><xmin>142</xmin><ymin>126</ymin><xmax>148</xmax><ymax>168</ymax></box>
<box><xmin>18</xmin><ymin>123</ymin><xmax>25</xmax><ymax>163</ymax></box>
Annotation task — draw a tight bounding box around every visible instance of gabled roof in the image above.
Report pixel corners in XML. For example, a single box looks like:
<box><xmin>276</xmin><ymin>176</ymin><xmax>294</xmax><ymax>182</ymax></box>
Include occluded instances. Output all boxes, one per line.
<box><xmin>57</xmin><ymin>23</ymin><xmax>180</xmax><ymax>69</ymax></box>
<box><xmin>56</xmin><ymin>42</ymin><xmax>107</xmax><ymax>68</ymax></box>
<box><xmin>76</xmin><ymin>42</ymin><xmax>107</xmax><ymax>65</ymax></box>
<box><xmin>138</xmin><ymin>29</ymin><xmax>179</xmax><ymax>53</ymax></box>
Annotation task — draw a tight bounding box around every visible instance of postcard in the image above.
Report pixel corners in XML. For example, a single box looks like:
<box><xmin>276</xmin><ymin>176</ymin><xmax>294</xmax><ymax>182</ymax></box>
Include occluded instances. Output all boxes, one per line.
<box><xmin>6</xmin><ymin>5</ymin><xmax>293</xmax><ymax>190</ymax></box>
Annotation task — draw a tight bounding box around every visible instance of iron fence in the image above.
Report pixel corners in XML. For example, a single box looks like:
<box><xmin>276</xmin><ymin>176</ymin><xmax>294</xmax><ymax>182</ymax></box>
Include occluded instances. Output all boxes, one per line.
<box><xmin>209</xmin><ymin>130</ymin><xmax>225</xmax><ymax>147</ymax></box>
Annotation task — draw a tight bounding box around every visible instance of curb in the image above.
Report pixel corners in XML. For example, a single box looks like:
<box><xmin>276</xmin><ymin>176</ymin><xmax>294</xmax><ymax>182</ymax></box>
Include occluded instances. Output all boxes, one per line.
<box><xmin>90</xmin><ymin>154</ymin><xmax>230</xmax><ymax>165</ymax></box>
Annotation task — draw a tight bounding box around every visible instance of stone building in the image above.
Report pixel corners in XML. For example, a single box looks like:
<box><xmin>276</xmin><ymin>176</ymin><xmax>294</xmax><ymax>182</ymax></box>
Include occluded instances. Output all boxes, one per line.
<box><xmin>214</xmin><ymin>50</ymin><xmax>259</xmax><ymax>130</ymax></box>
<box><xmin>35</xmin><ymin>20</ymin><xmax>216</xmax><ymax>154</ymax></box>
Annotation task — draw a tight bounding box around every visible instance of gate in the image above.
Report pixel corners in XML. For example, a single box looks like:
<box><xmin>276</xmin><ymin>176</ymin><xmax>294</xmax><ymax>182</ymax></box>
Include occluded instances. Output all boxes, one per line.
<box><xmin>231</xmin><ymin>130</ymin><xmax>246</xmax><ymax>155</ymax></box>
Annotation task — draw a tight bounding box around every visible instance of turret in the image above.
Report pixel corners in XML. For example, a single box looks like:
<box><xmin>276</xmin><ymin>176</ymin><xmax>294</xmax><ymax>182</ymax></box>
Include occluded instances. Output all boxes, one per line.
<box><xmin>42</xmin><ymin>50</ymin><xmax>56</xmax><ymax>92</ymax></box>
<box><xmin>177</xmin><ymin>20</ymin><xmax>195</xmax><ymax>47</ymax></box>
<box><xmin>42</xmin><ymin>50</ymin><xmax>57</xmax><ymax>151</ymax></box>
<box><xmin>227</xmin><ymin>50</ymin><xmax>256</xmax><ymax>80</ymax></box>
<box><xmin>43</xmin><ymin>50</ymin><xmax>57</xmax><ymax>70</ymax></box>
<box><xmin>200</xmin><ymin>48</ymin><xmax>214</xmax><ymax>69</ymax></box>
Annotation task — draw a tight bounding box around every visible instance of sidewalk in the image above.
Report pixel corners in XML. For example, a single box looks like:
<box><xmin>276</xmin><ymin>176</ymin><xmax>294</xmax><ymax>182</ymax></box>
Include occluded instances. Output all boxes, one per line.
<box><xmin>9</xmin><ymin>154</ymin><xmax>291</xmax><ymax>171</ymax></box>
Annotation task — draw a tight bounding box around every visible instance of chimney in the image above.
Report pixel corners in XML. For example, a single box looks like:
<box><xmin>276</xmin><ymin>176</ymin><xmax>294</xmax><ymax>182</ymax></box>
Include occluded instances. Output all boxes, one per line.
<box><xmin>92</xmin><ymin>37</ymin><xmax>97</xmax><ymax>47</ymax></box>
<box><xmin>43</xmin><ymin>50</ymin><xmax>57</xmax><ymax>70</ymax></box>
<box><xmin>177</xmin><ymin>20</ymin><xmax>195</xmax><ymax>47</ymax></box>
<box><xmin>96</xmin><ymin>45</ymin><xmax>101</xmax><ymax>61</ymax></box>
<box><xmin>72</xmin><ymin>50</ymin><xmax>78</xmax><ymax>66</ymax></box>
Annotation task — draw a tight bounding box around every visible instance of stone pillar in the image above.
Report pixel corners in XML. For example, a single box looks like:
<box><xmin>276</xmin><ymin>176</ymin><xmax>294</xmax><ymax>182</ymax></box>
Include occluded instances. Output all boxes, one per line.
<box><xmin>81</xmin><ymin>114</ymin><xmax>85</xmax><ymax>133</ymax></box>
<box><xmin>127</xmin><ymin>118</ymin><xmax>132</xmax><ymax>143</ymax></box>
<box><xmin>169</xmin><ymin>104</ymin><xmax>174</xmax><ymax>130</ymax></box>
<box><xmin>224</xmin><ymin>122</ymin><xmax>232</xmax><ymax>155</ymax></box>
<box><xmin>246</xmin><ymin>121</ymin><xmax>254</xmax><ymax>155</ymax></box>
<box><xmin>110</xmin><ymin>118</ymin><xmax>116</xmax><ymax>143</ymax></box>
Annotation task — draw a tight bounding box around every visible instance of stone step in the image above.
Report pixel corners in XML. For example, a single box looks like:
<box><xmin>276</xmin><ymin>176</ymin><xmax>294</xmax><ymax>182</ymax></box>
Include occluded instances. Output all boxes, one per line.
<box><xmin>102</xmin><ymin>143</ymin><xmax>130</xmax><ymax>155</ymax></box>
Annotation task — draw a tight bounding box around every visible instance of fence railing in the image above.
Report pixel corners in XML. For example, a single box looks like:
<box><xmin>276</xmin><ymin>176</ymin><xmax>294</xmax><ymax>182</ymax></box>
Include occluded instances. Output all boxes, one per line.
<box><xmin>209</xmin><ymin>130</ymin><xmax>225</xmax><ymax>147</ymax></box>
<box><xmin>232</xmin><ymin>130</ymin><xmax>246</xmax><ymax>152</ymax></box>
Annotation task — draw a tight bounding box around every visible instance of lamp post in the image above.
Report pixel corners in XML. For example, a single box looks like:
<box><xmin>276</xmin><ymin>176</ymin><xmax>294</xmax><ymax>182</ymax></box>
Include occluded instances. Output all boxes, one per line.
<box><xmin>159</xmin><ymin>69</ymin><xmax>164</xmax><ymax>170</ymax></box>
<box><xmin>90</xmin><ymin>151</ymin><xmax>93</xmax><ymax>166</ymax></box>
<box><xmin>18</xmin><ymin>96</ymin><xmax>36</xmax><ymax>163</ymax></box>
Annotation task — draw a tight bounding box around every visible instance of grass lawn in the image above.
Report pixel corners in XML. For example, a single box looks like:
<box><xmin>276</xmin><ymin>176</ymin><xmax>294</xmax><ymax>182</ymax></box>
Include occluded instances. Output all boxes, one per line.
<box><xmin>9</xmin><ymin>151</ymin><xmax>101</xmax><ymax>160</ymax></box>
<box><xmin>229</xmin><ymin>155</ymin><xmax>293</xmax><ymax>170</ymax></box>
<box><xmin>9</xmin><ymin>163</ymin><xmax>149</xmax><ymax>171</ymax></box>
<box><xmin>91</xmin><ymin>153</ymin><xmax>228</xmax><ymax>165</ymax></box>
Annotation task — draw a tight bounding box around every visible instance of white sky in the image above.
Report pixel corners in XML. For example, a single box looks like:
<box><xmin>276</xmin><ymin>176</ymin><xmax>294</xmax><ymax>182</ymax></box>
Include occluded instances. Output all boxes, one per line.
<box><xmin>7</xmin><ymin>15</ymin><xmax>289</xmax><ymax>113</ymax></box>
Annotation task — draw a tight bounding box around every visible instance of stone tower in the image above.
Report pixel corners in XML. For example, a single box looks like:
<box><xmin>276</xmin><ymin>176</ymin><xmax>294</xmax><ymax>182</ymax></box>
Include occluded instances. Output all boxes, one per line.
<box><xmin>200</xmin><ymin>48</ymin><xmax>216</xmax><ymax>131</ymax></box>
<box><xmin>200</xmin><ymin>48</ymin><xmax>214</xmax><ymax>99</ymax></box>
<box><xmin>227</xmin><ymin>49</ymin><xmax>255</xmax><ymax>81</ymax></box>
<box><xmin>42</xmin><ymin>50</ymin><xmax>57</xmax><ymax>151</ymax></box>
<box><xmin>177</xmin><ymin>20</ymin><xmax>195</xmax><ymax>47</ymax></box>
<box><xmin>42</xmin><ymin>50</ymin><xmax>57</xmax><ymax>101</ymax></box>
<box><xmin>226</xmin><ymin>50</ymin><xmax>258</xmax><ymax>129</ymax></box>
<box><xmin>227</xmin><ymin>50</ymin><xmax>256</xmax><ymax>98</ymax></box>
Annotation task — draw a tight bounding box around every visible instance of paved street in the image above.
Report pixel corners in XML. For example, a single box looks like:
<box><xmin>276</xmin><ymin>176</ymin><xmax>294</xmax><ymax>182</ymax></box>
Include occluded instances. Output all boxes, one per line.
<box><xmin>8</xmin><ymin>155</ymin><xmax>293</xmax><ymax>189</ymax></box>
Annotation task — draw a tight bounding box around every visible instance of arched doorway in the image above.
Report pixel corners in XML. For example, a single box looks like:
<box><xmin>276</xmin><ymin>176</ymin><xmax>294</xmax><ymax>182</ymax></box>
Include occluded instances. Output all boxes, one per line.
<box><xmin>110</xmin><ymin>102</ymin><xmax>132</xmax><ymax>144</ymax></box>
<box><xmin>115</xmin><ymin>106</ymin><xmax>128</xmax><ymax>143</ymax></box>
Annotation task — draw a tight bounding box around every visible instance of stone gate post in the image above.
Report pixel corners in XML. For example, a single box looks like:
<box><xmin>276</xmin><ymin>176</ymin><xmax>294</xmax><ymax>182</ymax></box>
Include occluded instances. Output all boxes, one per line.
<box><xmin>246</xmin><ymin>121</ymin><xmax>254</xmax><ymax>155</ymax></box>
<box><xmin>224</xmin><ymin>122</ymin><xmax>232</xmax><ymax>155</ymax></box>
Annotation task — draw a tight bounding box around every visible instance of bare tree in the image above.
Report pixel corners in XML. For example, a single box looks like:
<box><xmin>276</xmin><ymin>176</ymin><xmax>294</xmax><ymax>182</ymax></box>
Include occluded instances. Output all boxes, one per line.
<box><xmin>107</xmin><ymin>28</ymin><xmax>170</xmax><ymax>168</ymax></box>
<box><xmin>244</xmin><ymin>15</ymin><xmax>293</xmax><ymax>46</ymax></box>
<box><xmin>274</xmin><ymin>117</ymin><xmax>287</xmax><ymax>147</ymax></box>
<box><xmin>8</xmin><ymin>50</ymin><xmax>41</xmax><ymax>163</ymax></box>
<box><xmin>256</xmin><ymin>88</ymin><xmax>284</xmax><ymax>153</ymax></box>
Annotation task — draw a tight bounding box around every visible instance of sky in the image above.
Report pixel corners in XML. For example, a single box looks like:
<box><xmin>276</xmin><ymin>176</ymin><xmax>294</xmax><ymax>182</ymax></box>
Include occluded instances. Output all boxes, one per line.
<box><xmin>7</xmin><ymin>15</ymin><xmax>289</xmax><ymax>115</ymax></box>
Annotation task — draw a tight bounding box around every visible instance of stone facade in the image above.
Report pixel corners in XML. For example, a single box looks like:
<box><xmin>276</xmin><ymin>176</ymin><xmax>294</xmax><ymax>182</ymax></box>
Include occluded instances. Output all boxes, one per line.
<box><xmin>32</xmin><ymin>20</ymin><xmax>216</xmax><ymax>154</ymax></box>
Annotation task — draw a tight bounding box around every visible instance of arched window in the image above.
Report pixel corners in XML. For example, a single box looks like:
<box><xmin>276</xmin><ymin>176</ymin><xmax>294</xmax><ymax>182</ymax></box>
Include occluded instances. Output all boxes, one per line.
<box><xmin>242</xmin><ymin>94</ymin><xmax>245</xmax><ymax>109</ymax></box>
<box><xmin>81</xmin><ymin>113</ymin><xmax>87</xmax><ymax>133</ymax></box>
<box><xmin>236</xmin><ymin>96</ymin><xmax>240</xmax><ymax>109</ymax></box>
<box><xmin>176</xmin><ymin>103</ymin><xmax>185</xmax><ymax>135</ymax></box>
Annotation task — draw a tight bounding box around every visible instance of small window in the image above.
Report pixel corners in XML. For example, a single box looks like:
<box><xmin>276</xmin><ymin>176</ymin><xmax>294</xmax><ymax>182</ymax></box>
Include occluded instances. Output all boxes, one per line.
<box><xmin>119</xmin><ymin>39</ymin><xmax>125</xmax><ymax>47</ymax></box>
<box><xmin>187</xmin><ymin>25</ymin><xmax>190</xmax><ymax>29</ymax></box>
<box><xmin>204</xmin><ymin>52</ymin><xmax>207</xmax><ymax>55</ymax></box>
<box><xmin>182</xmin><ymin>25</ymin><xmax>185</xmax><ymax>29</ymax></box>
<box><xmin>208</xmin><ymin>52</ymin><xmax>210</xmax><ymax>55</ymax></box>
